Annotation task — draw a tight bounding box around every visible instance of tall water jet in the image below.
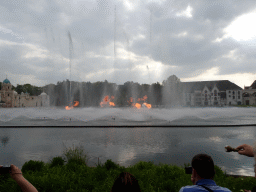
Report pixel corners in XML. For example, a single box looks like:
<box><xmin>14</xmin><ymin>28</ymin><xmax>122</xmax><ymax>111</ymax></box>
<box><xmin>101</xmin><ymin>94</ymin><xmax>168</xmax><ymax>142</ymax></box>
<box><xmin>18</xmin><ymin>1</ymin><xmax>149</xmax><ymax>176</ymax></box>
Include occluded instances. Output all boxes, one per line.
<box><xmin>68</xmin><ymin>31</ymin><xmax>73</xmax><ymax>106</ymax></box>
<box><xmin>114</xmin><ymin>6</ymin><xmax>117</xmax><ymax>70</ymax></box>
<box><xmin>162</xmin><ymin>75</ymin><xmax>182</xmax><ymax>107</ymax></box>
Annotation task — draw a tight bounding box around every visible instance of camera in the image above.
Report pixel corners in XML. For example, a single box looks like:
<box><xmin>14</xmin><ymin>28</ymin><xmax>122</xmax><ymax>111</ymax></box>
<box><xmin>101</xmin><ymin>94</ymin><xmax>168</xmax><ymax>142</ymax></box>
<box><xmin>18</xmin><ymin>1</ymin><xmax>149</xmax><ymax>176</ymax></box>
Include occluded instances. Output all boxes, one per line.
<box><xmin>185</xmin><ymin>166</ymin><xmax>192</xmax><ymax>174</ymax></box>
<box><xmin>0</xmin><ymin>166</ymin><xmax>11</xmax><ymax>174</ymax></box>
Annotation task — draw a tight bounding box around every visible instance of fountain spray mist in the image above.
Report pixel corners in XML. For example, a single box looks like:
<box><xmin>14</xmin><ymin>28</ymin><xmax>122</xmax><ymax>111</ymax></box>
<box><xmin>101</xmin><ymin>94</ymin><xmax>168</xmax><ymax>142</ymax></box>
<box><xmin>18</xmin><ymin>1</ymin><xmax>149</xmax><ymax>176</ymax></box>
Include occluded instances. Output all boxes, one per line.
<box><xmin>68</xmin><ymin>31</ymin><xmax>73</xmax><ymax>106</ymax></box>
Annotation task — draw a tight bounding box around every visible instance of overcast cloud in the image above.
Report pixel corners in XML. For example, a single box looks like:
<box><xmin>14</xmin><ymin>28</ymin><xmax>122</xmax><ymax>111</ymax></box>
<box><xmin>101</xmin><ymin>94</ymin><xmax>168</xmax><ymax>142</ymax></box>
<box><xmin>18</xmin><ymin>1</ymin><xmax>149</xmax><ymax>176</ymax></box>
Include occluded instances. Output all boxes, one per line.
<box><xmin>1</xmin><ymin>0</ymin><xmax>256</xmax><ymax>87</ymax></box>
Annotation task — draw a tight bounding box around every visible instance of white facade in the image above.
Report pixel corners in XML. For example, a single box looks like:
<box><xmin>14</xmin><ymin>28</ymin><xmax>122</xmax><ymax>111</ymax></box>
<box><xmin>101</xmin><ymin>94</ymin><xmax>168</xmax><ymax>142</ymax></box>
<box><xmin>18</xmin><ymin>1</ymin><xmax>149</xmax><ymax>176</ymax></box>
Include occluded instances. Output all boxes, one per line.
<box><xmin>181</xmin><ymin>80</ymin><xmax>242</xmax><ymax>106</ymax></box>
<box><xmin>242</xmin><ymin>89</ymin><xmax>256</xmax><ymax>105</ymax></box>
<box><xmin>226</xmin><ymin>90</ymin><xmax>242</xmax><ymax>105</ymax></box>
<box><xmin>0</xmin><ymin>79</ymin><xmax>50</xmax><ymax>108</ymax></box>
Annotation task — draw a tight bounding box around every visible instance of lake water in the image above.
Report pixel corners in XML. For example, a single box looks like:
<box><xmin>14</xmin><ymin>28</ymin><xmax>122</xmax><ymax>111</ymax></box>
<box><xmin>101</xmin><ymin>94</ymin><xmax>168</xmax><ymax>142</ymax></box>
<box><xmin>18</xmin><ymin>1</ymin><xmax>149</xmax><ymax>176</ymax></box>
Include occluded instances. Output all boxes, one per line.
<box><xmin>0</xmin><ymin>107</ymin><xmax>256</xmax><ymax>176</ymax></box>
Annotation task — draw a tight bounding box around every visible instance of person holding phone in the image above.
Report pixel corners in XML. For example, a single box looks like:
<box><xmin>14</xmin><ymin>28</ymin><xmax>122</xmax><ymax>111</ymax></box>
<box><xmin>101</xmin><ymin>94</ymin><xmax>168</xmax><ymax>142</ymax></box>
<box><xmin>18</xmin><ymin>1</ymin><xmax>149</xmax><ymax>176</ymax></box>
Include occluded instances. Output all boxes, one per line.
<box><xmin>0</xmin><ymin>164</ymin><xmax>38</xmax><ymax>192</ymax></box>
<box><xmin>179</xmin><ymin>154</ymin><xmax>231</xmax><ymax>192</ymax></box>
<box><xmin>235</xmin><ymin>144</ymin><xmax>256</xmax><ymax>192</ymax></box>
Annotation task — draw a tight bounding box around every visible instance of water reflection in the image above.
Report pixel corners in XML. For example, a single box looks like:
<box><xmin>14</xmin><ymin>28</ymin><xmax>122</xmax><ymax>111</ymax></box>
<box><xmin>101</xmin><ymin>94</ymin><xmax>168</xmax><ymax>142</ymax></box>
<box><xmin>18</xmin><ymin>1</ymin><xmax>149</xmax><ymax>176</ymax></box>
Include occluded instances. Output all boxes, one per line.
<box><xmin>0</xmin><ymin>127</ymin><xmax>255</xmax><ymax>176</ymax></box>
<box><xmin>1</xmin><ymin>136</ymin><xmax>9</xmax><ymax>147</ymax></box>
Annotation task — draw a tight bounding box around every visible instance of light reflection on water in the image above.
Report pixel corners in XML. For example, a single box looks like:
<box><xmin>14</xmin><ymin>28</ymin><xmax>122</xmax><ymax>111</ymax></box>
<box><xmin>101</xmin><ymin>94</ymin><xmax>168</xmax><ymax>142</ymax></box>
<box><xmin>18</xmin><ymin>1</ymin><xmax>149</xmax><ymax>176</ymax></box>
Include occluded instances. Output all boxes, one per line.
<box><xmin>0</xmin><ymin>126</ymin><xmax>255</xmax><ymax>176</ymax></box>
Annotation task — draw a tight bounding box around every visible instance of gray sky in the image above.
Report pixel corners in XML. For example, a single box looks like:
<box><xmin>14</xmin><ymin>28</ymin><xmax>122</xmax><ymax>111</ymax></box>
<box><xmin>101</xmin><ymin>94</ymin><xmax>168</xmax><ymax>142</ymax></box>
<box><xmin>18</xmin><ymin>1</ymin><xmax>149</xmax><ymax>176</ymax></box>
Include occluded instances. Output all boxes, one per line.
<box><xmin>1</xmin><ymin>0</ymin><xmax>256</xmax><ymax>87</ymax></box>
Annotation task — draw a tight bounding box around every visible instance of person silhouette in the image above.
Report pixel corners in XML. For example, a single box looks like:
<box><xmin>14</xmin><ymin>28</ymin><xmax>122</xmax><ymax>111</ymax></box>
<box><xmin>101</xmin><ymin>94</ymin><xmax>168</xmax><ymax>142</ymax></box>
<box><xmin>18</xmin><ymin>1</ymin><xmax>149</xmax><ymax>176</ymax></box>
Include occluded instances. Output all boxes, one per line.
<box><xmin>111</xmin><ymin>172</ymin><xmax>141</xmax><ymax>192</ymax></box>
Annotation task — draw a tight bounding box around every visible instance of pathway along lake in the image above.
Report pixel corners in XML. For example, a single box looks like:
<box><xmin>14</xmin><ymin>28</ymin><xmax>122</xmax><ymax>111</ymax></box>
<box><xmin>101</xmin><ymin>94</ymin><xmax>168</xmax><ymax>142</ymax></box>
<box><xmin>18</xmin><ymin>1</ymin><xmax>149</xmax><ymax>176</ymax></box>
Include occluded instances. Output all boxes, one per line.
<box><xmin>0</xmin><ymin>107</ymin><xmax>256</xmax><ymax>176</ymax></box>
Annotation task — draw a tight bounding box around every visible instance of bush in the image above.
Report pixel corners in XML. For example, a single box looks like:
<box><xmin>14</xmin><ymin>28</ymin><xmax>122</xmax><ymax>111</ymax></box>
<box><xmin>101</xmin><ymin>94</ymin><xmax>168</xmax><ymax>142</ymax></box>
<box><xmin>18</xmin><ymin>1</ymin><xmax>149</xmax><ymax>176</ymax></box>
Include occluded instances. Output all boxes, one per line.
<box><xmin>21</xmin><ymin>160</ymin><xmax>45</xmax><ymax>173</ymax></box>
<box><xmin>93</xmin><ymin>166</ymin><xmax>108</xmax><ymax>182</ymax></box>
<box><xmin>50</xmin><ymin>156</ymin><xmax>65</xmax><ymax>168</ymax></box>
<box><xmin>135</xmin><ymin>161</ymin><xmax>155</xmax><ymax>170</ymax></box>
<box><xmin>63</xmin><ymin>144</ymin><xmax>88</xmax><ymax>166</ymax></box>
<box><xmin>104</xmin><ymin>159</ymin><xmax>119</xmax><ymax>170</ymax></box>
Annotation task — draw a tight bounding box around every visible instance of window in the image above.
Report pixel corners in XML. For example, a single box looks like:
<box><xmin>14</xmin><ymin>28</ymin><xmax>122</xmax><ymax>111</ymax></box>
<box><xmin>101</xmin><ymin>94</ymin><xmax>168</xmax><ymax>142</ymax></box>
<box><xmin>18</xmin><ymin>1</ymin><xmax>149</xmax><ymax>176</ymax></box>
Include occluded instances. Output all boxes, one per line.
<box><xmin>229</xmin><ymin>95</ymin><xmax>231</xmax><ymax>98</ymax></box>
<box><xmin>229</xmin><ymin>91</ymin><xmax>231</xmax><ymax>93</ymax></box>
<box><xmin>233</xmin><ymin>91</ymin><xmax>235</xmax><ymax>95</ymax></box>
<box><xmin>233</xmin><ymin>96</ymin><xmax>235</xmax><ymax>99</ymax></box>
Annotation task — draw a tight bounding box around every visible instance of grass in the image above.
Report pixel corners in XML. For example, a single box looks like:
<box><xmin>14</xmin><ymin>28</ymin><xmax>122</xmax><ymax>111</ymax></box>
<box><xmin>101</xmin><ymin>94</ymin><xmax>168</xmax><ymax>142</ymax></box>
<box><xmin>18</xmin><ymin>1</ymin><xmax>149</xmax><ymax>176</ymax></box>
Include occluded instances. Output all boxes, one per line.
<box><xmin>235</xmin><ymin>105</ymin><xmax>256</xmax><ymax>107</ymax></box>
<box><xmin>1</xmin><ymin>145</ymin><xmax>256</xmax><ymax>192</ymax></box>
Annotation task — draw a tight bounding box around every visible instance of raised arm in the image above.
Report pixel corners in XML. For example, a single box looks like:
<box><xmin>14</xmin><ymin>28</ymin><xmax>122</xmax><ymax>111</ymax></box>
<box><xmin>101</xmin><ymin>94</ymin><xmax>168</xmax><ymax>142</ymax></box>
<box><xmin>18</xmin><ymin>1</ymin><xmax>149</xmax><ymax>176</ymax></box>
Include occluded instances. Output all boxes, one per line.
<box><xmin>10</xmin><ymin>164</ymin><xmax>38</xmax><ymax>192</ymax></box>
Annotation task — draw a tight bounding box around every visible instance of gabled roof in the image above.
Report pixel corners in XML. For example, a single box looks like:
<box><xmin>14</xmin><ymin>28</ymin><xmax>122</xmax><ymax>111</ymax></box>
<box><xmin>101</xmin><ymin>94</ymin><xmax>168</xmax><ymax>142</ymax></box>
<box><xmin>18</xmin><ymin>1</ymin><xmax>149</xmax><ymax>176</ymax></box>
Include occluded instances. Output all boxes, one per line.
<box><xmin>250</xmin><ymin>80</ymin><xmax>256</xmax><ymax>89</ymax></box>
<box><xmin>181</xmin><ymin>80</ymin><xmax>242</xmax><ymax>93</ymax></box>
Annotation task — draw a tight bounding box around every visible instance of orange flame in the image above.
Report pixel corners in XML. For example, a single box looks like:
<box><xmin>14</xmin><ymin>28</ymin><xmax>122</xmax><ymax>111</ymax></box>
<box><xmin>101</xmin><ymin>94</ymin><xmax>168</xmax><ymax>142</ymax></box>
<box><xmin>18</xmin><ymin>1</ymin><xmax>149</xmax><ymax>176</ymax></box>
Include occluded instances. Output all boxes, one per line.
<box><xmin>134</xmin><ymin>103</ymin><xmax>141</xmax><ymax>109</ymax></box>
<box><xmin>74</xmin><ymin>101</ymin><xmax>79</xmax><ymax>107</ymax></box>
<box><xmin>129</xmin><ymin>95</ymin><xmax>151</xmax><ymax>109</ymax></box>
<box><xmin>143</xmin><ymin>103</ymin><xmax>152</xmax><ymax>109</ymax></box>
<box><xmin>100</xmin><ymin>95</ymin><xmax>115</xmax><ymax>107</ymax></box>
<box><xmin>65</xmin><ymin>101</ymin><xmax>79</xmax><ymax>110</ymax></box>
<box><xmin>109</xmin><ymin>102</ymin><xmax>115</xmax><ymax>106</ymax></box>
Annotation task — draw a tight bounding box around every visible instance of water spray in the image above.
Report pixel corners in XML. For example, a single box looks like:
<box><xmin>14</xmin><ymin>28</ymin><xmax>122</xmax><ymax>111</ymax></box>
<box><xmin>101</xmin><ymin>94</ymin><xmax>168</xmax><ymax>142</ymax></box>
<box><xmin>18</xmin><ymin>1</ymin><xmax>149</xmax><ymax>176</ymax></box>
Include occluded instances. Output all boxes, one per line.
<box><xmin>68</xmin><ymin>31</ymin><xmax>73</xmax><ymax>106</ymax></box>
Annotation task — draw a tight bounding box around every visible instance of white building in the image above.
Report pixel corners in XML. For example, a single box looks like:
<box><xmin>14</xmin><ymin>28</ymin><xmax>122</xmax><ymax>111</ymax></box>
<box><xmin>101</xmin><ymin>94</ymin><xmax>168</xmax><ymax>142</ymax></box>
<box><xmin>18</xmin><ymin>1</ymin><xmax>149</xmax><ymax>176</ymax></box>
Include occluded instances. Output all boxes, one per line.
<box><xmin>0</xmin><ymin>78</ymin><xmax>50</xmax><ymax>108</ymax></box>
<box><xmin>181</xmin><ymin>80</ymin><xmax>242</xmax><ymax>106</ymax></box>
<box><xmin>242</xmin><ymin>80</ymin><xmax>256</xmax><ymax>105</ymax></box>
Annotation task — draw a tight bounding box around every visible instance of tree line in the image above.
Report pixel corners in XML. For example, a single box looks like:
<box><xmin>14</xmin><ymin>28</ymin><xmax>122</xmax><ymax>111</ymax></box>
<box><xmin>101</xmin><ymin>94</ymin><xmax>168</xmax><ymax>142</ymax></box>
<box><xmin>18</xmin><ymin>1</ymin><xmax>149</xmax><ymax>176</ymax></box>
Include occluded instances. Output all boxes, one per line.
<box><xmin>1</xmin><ymin>75</ymin><xmax>182</xmax><ymax>107</ymax></box>
<box><xmin>43</xmin><ymin>80</ymin><xmax>164</xmax><ymax>107</ymax></box>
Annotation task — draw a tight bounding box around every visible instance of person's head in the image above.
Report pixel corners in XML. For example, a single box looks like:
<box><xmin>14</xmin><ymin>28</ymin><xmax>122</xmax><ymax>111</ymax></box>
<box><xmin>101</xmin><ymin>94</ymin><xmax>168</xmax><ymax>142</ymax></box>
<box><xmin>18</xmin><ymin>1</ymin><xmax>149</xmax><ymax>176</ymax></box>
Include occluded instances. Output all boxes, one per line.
<box><xmin>111</xmin><ymin>172</ymin><xmax>141</xmax><ymax>192</ymax></box>
<box><xmin>192</xmin><ymin>154</ymin><xmax>215</xmax><ymax>179</ymax></box>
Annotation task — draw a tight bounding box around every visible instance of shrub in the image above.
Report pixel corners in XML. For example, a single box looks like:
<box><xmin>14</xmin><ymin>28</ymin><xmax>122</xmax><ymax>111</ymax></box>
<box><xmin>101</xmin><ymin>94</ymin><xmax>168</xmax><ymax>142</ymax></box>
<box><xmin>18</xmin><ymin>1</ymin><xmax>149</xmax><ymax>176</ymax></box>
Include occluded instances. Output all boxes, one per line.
<box><xmin>50</xmin><ymin>156</ymin><xmax>65</xmax><ymax>168</ymax></box>
<box><xmin>104</xmin><ymin>159</ymin><xmax>119</xmax><ymax>170</ymax></box>
<box><xmin>63</xmin><ymin>144</ymin><xmax>88</xmax><ymax>166</ymax></box>
<box><xmin>66</xmin><ymin>161</ymin><xmax>81</xmax><ymax>172</ymax></box>
<box><xmin>135</xmin><ymin>161</ymin><xmax>154</xmax><ymax>170</ymax></box>
<box><xmin>21</xmin><ymin>160</ymin><xmax>45</xmax><ymax>173</ymax></box>
<box><xmin>93</xmin><ymin>166</ymin><xmax>108</xmax><ymax>182</ymax></box>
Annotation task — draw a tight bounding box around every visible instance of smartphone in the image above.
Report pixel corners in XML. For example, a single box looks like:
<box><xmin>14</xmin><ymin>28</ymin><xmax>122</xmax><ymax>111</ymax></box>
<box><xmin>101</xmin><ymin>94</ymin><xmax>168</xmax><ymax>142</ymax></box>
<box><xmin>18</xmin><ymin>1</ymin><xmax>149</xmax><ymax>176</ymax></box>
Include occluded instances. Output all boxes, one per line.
<box><xmin>0</xmin><ymin>166</ymin><xmax>11</xmax><ymax>174</ymax></box>
<box><xmin>185</xmin><ymin>166</ymin><xmax>192</xmax><ymax>174</ymax></box>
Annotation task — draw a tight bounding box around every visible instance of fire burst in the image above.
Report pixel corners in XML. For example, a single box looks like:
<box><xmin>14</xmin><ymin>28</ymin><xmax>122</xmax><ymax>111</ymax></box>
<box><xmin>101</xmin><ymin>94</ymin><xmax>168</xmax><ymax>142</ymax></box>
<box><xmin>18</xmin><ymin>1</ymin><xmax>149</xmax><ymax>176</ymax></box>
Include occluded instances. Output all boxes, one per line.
<box><xmin>100</xmin><ymin>96</ymin><xmax>115</xmax><ymax>107</ymax></box>
<box><xmin>129</xmin><ymin>95</ymin><xmax>151</xmax><ymax>109</ymax></box>
<box><xmin>65</xmin><ymin>101</ymin><xmax>79</xmax><ymax>110</ymax></box>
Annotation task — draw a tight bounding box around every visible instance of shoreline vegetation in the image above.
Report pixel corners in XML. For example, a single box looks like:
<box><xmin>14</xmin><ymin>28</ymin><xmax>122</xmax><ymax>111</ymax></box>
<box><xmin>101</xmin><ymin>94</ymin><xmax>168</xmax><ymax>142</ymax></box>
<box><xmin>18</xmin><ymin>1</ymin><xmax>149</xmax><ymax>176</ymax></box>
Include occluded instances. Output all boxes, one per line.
<box><xmin>1</xmin><ymin>145</ymin><xmax>256</xmax><ymax>192</ymax></box>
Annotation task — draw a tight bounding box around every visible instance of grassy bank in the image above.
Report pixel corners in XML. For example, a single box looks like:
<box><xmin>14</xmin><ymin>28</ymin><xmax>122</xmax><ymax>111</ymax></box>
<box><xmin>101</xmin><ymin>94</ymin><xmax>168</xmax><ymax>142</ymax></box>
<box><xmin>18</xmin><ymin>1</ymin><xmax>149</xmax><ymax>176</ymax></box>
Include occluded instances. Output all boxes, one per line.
<box><xmin>1</xmin><ymin>145</ymin><xmax>256</xmax><ymax>192</ymax></box>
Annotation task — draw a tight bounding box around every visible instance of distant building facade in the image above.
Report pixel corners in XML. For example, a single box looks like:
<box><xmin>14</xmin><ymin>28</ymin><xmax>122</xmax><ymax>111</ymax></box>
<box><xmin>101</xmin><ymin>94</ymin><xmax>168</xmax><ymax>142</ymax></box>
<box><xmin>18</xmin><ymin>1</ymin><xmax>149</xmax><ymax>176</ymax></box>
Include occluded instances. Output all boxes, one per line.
<box><xmin>181</xmin><ymin>80</ymin><xmax>243</xmax><ymax>106</ymax></box>
<box><xmin>243</xmin><ymin>80</ymin><xmax>256</xmax><ymax>105</ymax></box>
<box><xmin>0</xmin><ymin>78</ymin><xmax>50</xmax><ymax>108</ymax></box>
<box><xmin>164</xmin><ymin>76</ymin><xmax>243</xmax><ymax>106</ymax></box>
